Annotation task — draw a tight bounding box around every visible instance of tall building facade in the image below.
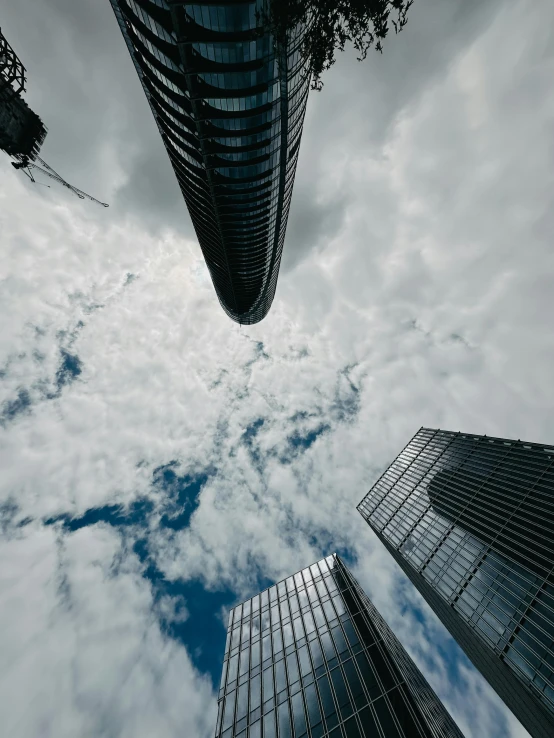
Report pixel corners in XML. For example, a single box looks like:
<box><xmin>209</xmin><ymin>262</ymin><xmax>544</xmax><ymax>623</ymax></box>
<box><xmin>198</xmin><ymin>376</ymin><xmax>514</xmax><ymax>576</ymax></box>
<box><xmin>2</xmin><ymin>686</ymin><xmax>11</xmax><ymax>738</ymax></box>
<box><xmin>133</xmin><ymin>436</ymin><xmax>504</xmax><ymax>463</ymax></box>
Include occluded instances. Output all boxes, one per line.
<box><xmin>109</xmin><ymin>0</ymin><xmax>310</xmax><ymax>324</ymax></box>
<box><xmin>215</xmin><ymin>554</ymin><xmax>465</xmax><ymax>738</ymax></box>
<box><xmin>0</xmin><ymin>27</ymin><xmax>47</xmax><ymax>162</ymax></box>
<box><xmin>358</xmin><ymin>427</ymin><xmax>554</xmax><ymax>738</ymax></box>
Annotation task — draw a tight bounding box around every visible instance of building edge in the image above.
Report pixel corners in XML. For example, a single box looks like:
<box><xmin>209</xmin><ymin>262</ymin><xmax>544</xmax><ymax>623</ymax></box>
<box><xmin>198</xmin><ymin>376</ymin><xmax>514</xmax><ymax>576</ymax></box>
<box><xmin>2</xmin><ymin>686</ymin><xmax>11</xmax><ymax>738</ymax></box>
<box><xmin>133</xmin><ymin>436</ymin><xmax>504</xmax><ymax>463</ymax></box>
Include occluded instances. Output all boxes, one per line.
<box><xmin>370</xmin><ymin>529</ymin><xmax>554</xmax><ymax>738</ymax></box>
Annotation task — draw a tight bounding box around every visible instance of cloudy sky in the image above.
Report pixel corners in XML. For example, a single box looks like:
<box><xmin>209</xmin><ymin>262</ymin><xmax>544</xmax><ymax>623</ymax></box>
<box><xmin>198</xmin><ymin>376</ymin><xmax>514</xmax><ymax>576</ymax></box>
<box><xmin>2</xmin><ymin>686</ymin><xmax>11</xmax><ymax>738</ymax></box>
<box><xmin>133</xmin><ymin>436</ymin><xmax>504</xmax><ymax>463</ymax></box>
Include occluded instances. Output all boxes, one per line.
<box><xmin>1</xmin><ymin>0</ymin><xmax>553</xmax><ymax>736</ymax></box>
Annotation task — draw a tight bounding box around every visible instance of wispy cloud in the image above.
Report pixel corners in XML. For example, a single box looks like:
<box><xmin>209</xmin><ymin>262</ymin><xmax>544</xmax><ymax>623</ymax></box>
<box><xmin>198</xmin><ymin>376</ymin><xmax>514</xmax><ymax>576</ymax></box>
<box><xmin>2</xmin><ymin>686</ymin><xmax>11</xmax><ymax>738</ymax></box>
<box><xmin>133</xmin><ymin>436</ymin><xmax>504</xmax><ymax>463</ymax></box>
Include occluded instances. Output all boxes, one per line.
<box><xmin>1</xmin><ymin>0</ymin><xmax>552</xmax><ymax>736</ymax></box>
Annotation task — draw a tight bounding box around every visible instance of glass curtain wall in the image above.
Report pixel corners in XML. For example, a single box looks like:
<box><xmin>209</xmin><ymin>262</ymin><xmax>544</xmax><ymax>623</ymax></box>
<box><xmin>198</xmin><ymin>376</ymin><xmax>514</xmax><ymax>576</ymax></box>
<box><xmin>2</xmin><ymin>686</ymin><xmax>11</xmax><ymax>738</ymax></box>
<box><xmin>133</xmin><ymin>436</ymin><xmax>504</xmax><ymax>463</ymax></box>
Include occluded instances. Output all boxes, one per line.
<box><xmin>215</xmin><ymin>554</ymin><xmax>465</xmax><ymax>738</ymax></box>
<box><xmin>358</xmin><ymin>428</ymin><xmax>554</xmax><ymax>738</ymax></box>
<box><xmin>109</xmin><ymin>0</ymin><xmax>311</xmax><ymax>324</ymax></box>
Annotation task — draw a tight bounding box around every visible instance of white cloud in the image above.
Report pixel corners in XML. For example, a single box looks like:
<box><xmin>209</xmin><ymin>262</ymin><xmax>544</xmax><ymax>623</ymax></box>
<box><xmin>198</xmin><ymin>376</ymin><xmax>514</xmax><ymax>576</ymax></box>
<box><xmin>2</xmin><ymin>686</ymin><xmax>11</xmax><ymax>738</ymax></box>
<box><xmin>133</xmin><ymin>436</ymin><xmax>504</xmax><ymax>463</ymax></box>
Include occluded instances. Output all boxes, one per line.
<box><xmin>1</xmin><ymin>0</ymin><xmax>553</xmax><ymax>736</ymax></box>
<box><xmin>0</xmin><ymin>522</ymin><xmax>214</xmax><ymax>738</ymax></box>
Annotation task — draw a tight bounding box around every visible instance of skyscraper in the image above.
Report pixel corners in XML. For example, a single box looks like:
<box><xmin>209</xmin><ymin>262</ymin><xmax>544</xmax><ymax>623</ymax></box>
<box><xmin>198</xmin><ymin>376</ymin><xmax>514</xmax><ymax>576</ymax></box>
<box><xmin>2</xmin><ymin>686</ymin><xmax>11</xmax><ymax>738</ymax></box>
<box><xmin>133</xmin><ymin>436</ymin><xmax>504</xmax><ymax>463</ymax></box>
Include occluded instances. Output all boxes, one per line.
<box><xmin>109</xmin><ymin>1</ymin><xmax>310</xmax><ymax>324</ymax></box>
<box><xmin>215</xmin><ymin>554</ymin><xmax>464</xmax><ymax>738</ymax></box>
<box><xmin>357</xmin><ymin>427</ymin><xmax>554</xmax><ymax>738</ymax></box>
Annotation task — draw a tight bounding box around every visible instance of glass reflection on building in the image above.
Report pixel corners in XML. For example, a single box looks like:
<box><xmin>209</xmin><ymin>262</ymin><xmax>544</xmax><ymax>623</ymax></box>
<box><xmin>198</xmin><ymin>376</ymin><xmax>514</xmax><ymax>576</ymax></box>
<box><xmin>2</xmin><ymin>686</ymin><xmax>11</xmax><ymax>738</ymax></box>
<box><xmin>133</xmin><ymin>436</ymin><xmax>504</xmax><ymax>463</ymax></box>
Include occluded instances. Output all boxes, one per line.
<box><xmin>215</xmin><ymin>554</ymin><xmax>465</xmax><ymax>738</ymax></box>
<box><xmin>358</xmin><ymin>428</ymin><xmax>554</xmax><ymax>738</ymax></box>
<box><xmin>109</xmin><ymin>0</ymin><xmax>311</xmax><ymax>324</ymax></box>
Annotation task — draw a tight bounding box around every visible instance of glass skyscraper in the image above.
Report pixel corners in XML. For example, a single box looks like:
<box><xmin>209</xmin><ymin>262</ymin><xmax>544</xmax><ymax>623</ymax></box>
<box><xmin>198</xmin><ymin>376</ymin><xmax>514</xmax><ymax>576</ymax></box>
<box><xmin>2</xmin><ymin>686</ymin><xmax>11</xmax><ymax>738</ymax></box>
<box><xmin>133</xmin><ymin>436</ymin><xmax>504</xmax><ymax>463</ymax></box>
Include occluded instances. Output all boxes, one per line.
<box><xmin>109</xmin><ymin>0</ymin><xmax>310</xmax><ymax>324</ymax></box>
<box><xmin>215</xmin><ymin>554</ymin><xmax>464</xmax><ymax>738</ymax></box>
<box><xmin>358</xmin><ymin>427</ymin><xmax>554</xmax><ymax>738</ymax></box>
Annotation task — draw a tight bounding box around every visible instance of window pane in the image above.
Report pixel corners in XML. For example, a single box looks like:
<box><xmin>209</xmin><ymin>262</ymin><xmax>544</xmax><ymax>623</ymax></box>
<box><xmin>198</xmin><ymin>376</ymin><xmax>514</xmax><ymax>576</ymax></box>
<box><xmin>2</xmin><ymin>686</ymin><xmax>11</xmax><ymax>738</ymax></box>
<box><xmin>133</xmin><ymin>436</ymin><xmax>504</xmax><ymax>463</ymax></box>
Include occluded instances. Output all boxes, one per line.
<box><xmin>283</xmin><ymin>623</ymin><xmax>294</xmax><ymax>647</ymax></box>
<box><xmin>332</xmin><ymin>626</ymin><xmax>349</xmax><ymax>655</ymax></box>
<box><xmin>250</xmin><ymin>674</ymin><xmax>261</xmax><ymax>711</ymax></box>
<box><xmin>323</xmin><ymin>601</ymin><xmax>336</xmax><ymax>624</ymax></box>
<box><xmin>297</xmin><ymin>645</ymin><xmax>312</xmax><ymax>676</ymax></box>
<box><xmin>275</xmin><ymin>659</ymin><xmax>286</xmax><ymax>692</ymax></box>
<box><xmin>317</xmin><ymin>674</ymin><xmax>336</xmax><ymax>718</ymax></box>
<box><xmin>262</xmin><ymin>635</ymin><xmax>271</xmax><ymax>661</ymax></box>
<box><xmin>320</xmin><ymin>632</ymin><xmax>336</xmax><ymax>662</ymax></box>
<box><xmin>222</xmin><ymin>691</ymin><xmax>236</xmax><ymax>731</ymax></box>
<box><xmin>236</xmin><ymin>683</ymin><xmax>248</xmax><ymax>720</ymax></box>
<box><xmin>261</xmin><ymin>610</ymin><xmax>270</xmax><ymax>632</ymax></box>
<box><xmin>343</xmin><ymin>716</ymin><xmax>361</xmax><ymax>738</ymax></box>
<box><xmin>309</xmin><ymin>638</ymin><xmax>325</xmax><ymax>671</ymax></box>
<box><xmin>342</xmin><ymin>660</ymin><xmax>366</xmax><ymax>706</ymax></box>
<box><xmin>293</xmin><ymin>616</ymin><xmax>306</xmax><ymax>641</ymax></box>
<box><xmin>278</xmin><ymin>702</ymin><xmax>292</xmax><ymax>738</ymax></box>
<box><xmin>355</xmin><ymin>653</ymin><xmax>381</xmax><ymax>701</ymax></box>
<box><xmin>342</xmin><ymin>620</ymin><xmax>360</xmax><ymax>649</ymax></box>
<box><xmin>263</xmin><ymin>666</ymin><xmax>274</xmax><ymax>701</ymax></box>
<box><xmin>251</xmin><ymin>614</ymin><xmax>261</xmax><ymax>638</ymax></box>
<box><xmin>239</xmin><ymin>647</ymin><xmax>250</xmax><ymax>676</ymax></box>
<box><xmin>332</xmin><ymin>594</ymin><xmax>346</xmax><ymax>617</ymax></box>
<box><xmin>290</xmin><ymin>594</ymin><xmax>300</xmax><ymax>614</ymax></box>
<box><xmin>304</xmin><ymin>683</ymin><xmax>322</xmax><ymax>728</ymax></box>
<box><xmin>312</xmin><ymin>606</ymin><xmax>325</xmax><ymax>629</ymax></box>
<box><xmin>263</xmin><ymin>710</ymin><xmax>276</xmax><ymax>738</ymax></box>
<box><xmin>330</xmin><ymin>668</ymin><xmax>351</xmax><ymax>710</ymax></box>
<box><xmin>373</xmin><ymin>697</ymin><xmax>401</xmax><ymax>738</ymax></box>
<box><xmin>353</xmin><ymin>613</ymin><xmax>375</xmax><ymax>648</ymax></box>
<box><xmin>291</xmin><ymin>692</ymin><xmax>307</xmax><ymax>737</ymax></box>
<box><xmin>251</xmin><ymin>640</ymin><xmax>260</xmax><ymax>669</ymax></box>
<box><xmin>303</xmin><ymin>611</ymin><xmax>316</xmax><ymax>634</ymax></box>
<box><xmin>367</xmin><ymin>647</ymin><xmax>395</xmax><ymax>691</ymax></box>
<box><xmin>220</xmin><ymin>659</ymin><xmax>228</xmax><ymax>690</ymax></box>
<box><xmin>387</xmin><ymin>686</ymin><xmax>421</xmax><ymax>736</ymax></box>
<box><xmin>286</xmin><ymin>652</ymin><xmax>299</xmax><ymax>685</ymax></box>
<box><xmin>357</xmin><ymin>706</ymin><xmax>380</xmax><ymax>737</ymax></box>
<box><xmin>227</xmin><ymin>654</ymin><xmax>239</xmax><ymax>683</ymax></box>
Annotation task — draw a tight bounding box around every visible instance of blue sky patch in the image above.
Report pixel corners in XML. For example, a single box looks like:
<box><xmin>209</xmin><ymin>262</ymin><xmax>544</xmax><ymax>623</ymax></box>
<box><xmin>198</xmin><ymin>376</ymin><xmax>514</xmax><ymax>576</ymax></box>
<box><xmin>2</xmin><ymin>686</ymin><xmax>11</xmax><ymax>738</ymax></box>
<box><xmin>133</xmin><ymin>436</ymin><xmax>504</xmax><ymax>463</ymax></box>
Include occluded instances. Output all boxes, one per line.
<box><xmin>55</xmin><ymin>349</ymin><xmax>82</xmax><ymax>391</ymax></box>
<box><xmin>153</xmin><ymin>462</ymin><xmax>209</xmax><ymax>530</ymax></box>
<box><xmin>287</xmin><ymin>423</ymin><xmax>330</xmax><ymax>452</ymax></box>
<box><xmin>0</xmin><ymin>388</ymin><xmax>32</xmax><ymax>426</ymax></box>
<box><xmin>132</xmin><ymin>536</ymin><xmax>234</xmax><ymax>685</ymax></box>
<box><xmin>44</xmin><ymin>497</ymin><xmax>154</xmax><ymax>531</ymax></box>
<box><xmin>41</xmin><ymin>462</ymin><xmax>231</xmax><ymax>684</ymax></box>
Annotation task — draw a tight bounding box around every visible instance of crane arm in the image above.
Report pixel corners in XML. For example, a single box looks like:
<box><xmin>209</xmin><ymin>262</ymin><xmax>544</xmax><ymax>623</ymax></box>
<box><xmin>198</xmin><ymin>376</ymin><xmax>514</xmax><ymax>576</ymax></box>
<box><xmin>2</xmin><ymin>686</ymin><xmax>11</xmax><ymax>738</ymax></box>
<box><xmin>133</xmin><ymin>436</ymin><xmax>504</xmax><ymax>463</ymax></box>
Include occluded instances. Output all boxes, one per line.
<box><xmin>12</xmin><ymin>155</ymin><xmax>109</xmax><ymax>207</ymax></box>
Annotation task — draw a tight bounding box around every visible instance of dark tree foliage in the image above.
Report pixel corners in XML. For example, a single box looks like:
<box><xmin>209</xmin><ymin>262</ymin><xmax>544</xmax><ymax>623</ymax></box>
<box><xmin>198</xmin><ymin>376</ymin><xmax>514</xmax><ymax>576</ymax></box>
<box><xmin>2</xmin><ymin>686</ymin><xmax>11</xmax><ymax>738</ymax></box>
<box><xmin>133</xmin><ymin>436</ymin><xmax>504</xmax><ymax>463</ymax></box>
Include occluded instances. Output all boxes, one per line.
<box><xmin>261</xmin><ymin>0</ymin><xmax>414</xmax><ymax>90</ymax></box>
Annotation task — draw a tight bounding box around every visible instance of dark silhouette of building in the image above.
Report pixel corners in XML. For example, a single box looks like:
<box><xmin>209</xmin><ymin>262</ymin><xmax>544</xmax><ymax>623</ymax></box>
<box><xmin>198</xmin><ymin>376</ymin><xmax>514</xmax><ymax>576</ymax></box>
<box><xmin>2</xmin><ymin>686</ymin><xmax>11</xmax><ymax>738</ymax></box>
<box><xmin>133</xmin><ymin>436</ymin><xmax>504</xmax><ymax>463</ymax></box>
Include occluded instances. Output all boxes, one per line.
<box><xmin>1</xmin><ymin>27</ymin><xmax>107</xmax><ymax>205</ymax></box>
<box><xmin>358</xmin><ymin>427</ymin><xmax>554</xmax><ymax>738</ymax></box>
<box><xmin>0</xmin><ymin>27</ymin><xmax>47</xmax><ymax>162</ymax></box>
<box><xmin>215</xmin><ymin>554</ymin><xmax>465</xmax><ymax>738</ymax></box>
<box><xmin>109</xmin><ymin>1</ymin><xmax>311</xmax><ymax>324</ymax></box>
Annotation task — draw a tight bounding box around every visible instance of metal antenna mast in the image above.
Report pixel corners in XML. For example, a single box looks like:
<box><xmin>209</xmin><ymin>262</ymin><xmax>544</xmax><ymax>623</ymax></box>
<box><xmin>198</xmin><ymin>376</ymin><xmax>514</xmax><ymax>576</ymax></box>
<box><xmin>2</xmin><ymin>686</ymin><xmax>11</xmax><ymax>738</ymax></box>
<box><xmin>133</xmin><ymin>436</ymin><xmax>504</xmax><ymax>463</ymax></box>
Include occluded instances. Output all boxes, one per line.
<box><xmin>11</xmin><ymin>155</ymin><xmax>109</xmax><ymax>207</ymax></box>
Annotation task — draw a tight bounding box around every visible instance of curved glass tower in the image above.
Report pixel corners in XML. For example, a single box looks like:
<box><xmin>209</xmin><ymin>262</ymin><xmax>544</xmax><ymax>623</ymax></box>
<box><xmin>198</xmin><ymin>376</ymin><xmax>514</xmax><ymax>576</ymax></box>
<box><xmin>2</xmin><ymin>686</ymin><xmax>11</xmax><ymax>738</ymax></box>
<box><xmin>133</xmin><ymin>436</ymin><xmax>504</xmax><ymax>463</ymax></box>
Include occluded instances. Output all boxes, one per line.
<box><xmin>110</xmin><ymin>0</ymin><xmax>310</xmax><ymax>324</ymax></box>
